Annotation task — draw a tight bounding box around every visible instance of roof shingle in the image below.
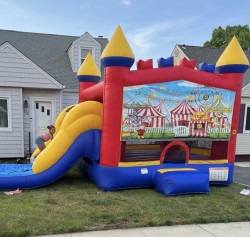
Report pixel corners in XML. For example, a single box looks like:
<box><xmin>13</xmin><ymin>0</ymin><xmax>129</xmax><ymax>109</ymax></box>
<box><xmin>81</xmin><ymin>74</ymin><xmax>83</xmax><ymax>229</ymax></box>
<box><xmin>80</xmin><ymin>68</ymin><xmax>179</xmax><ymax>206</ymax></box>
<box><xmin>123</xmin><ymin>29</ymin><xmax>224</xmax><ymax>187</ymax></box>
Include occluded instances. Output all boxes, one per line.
<box><xmin>177</xmin><ymin>44</ymin><xmax>250</xmax><ymax>87</ymax></box>
<box><xmin>0</xmin><ymin>29</ymin><xmax>108</xmax><ymax>90</ymax></box>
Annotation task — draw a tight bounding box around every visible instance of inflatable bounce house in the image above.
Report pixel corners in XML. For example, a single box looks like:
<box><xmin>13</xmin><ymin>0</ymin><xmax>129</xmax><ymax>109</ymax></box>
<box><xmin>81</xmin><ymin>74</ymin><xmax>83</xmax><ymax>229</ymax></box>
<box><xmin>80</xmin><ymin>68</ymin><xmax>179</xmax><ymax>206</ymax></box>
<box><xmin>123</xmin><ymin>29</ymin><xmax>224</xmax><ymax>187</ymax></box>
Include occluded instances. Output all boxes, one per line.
<box><xmin>0</xmin><ymin>26</ymin><xmax>249</xmax><ymax>196</ymax></box>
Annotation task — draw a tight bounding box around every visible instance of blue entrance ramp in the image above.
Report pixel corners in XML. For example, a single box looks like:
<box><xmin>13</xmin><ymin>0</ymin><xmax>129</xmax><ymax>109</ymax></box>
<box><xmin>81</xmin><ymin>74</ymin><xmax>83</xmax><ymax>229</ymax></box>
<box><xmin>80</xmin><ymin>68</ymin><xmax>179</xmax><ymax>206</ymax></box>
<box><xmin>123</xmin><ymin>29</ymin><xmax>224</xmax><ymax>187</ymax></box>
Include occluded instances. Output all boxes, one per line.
<box><xmin>153</xmin><ymin>168</ymin><xmax>210</xmax><ymax>196</ymax></box>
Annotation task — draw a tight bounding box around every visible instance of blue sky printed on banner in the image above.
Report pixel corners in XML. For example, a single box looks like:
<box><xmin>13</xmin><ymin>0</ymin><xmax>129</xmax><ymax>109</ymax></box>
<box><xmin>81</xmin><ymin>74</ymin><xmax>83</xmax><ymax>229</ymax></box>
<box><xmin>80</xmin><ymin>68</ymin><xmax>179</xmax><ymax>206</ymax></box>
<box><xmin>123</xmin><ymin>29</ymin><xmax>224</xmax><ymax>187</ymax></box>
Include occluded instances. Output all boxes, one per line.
<box><xmin>123</xmin><ymin>80</ymin><xmax>235</xmax><ymax>120</ymax></box>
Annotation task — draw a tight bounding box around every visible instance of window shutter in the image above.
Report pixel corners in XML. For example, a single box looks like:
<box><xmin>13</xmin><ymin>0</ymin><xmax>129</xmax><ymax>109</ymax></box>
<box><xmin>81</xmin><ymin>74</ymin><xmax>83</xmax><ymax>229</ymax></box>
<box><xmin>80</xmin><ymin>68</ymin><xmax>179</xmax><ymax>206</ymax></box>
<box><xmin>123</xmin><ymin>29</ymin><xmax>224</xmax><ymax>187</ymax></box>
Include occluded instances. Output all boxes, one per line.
<box><xmin>238</xmin><ymin>104</ymin><xmax>245</xmax><ymax>133</ymax></box>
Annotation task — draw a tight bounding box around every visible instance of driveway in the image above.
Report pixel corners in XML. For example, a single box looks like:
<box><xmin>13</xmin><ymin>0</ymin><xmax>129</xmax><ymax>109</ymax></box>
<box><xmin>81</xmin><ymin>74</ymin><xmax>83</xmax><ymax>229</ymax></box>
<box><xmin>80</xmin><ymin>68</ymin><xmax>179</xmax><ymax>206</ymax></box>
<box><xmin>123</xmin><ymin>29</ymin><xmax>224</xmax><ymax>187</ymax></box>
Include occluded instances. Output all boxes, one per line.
<box><xmin>234</xmin><ymin>162</ymin><xmax>250</xmax><ymax>187</ymax></box>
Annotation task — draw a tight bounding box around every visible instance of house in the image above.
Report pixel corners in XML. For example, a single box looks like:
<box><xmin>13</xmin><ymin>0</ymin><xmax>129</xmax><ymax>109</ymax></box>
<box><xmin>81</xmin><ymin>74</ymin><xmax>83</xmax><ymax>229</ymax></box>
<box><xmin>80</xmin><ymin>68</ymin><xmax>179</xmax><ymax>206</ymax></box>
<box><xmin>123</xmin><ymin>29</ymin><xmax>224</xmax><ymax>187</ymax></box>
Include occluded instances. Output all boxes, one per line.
<box><xmin>171</xmin><ymin>44</ymin><xmax>250</xmax><ymax>159</ymax></box>
<box><xmin>0</xmin><ymin>29</ymin><xmax>108</xmax><ymax>159</ymax></box>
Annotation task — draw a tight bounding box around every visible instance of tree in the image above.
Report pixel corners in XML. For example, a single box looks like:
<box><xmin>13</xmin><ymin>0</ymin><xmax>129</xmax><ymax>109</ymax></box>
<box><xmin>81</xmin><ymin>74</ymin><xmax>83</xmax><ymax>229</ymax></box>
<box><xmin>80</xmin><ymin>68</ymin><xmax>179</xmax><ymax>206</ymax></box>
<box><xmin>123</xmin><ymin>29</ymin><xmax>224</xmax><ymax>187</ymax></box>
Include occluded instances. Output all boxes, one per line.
<box><xmin>204</xmin><ymin>25</ymin><xmax>250</xmax><ymax>50</ymax></box>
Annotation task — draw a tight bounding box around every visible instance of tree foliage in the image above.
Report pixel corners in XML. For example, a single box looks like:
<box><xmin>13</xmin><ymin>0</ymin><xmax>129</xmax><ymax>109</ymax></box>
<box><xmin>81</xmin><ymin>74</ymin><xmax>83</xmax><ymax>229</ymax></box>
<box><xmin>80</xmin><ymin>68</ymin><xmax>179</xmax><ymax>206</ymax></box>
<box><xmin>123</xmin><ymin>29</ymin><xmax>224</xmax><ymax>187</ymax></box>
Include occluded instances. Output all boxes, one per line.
<box><xmin>204</xmin><ymin>25</ymin><xmax>250</xmax><ymax>50</ymax></box>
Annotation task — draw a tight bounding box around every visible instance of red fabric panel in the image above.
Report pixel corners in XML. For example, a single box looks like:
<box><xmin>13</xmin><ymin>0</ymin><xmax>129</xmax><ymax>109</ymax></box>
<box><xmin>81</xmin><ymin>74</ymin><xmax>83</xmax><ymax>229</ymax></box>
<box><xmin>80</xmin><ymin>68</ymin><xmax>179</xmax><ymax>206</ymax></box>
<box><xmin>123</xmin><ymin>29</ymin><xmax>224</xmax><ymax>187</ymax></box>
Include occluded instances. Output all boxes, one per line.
<box><xmin>211</xmin><ymin>141</ymin><xmax>228</xmax><ymax>159</ymax></box>
<box><xmin>100</xmin><ymin>67</ymin><xmax>129</xmax><ymax>166</ymax></box>
<box><xmin>227</xmin><ymin>85</ymin><xmax>243</xmax><ymax>163</ymax></box>
<box><xmin>80</xmin><ymin>81</ymin><xmax>104</xmax><ymax>103</ymax></box>
<box><xmin>126</xmin><ymin>67</ymin><xmax>243</xmax><ymax>92</ymax></box>
<box><xmin>79</xmin><ymin>82</ymin><xmax>96</xmax><ymax>102</ymax></box>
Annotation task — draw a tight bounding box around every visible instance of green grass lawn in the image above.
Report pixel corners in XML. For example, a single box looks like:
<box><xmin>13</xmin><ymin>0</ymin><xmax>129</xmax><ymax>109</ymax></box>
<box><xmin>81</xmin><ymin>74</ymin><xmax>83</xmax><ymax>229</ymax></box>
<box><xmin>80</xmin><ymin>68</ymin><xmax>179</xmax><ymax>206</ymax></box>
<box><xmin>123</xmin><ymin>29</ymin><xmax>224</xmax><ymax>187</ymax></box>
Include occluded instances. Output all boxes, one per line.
<box><xmin>0</xmin><ymin>166</ymin><xmax>249</xmax><ymax>237</ymax></box>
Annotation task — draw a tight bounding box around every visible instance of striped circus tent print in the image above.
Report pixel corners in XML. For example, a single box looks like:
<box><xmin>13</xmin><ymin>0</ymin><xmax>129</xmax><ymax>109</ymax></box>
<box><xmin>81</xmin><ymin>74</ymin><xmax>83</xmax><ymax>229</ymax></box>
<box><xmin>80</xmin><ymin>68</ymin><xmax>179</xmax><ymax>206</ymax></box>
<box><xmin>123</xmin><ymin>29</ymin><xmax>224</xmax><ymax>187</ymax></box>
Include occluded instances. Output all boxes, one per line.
<box><xmin>137</xmin><ymin>100</ymin><xmax>165</xmax><ymax>128</ymax></box>
<box><xmin>206</xmin><ymin>97</ymin><xmax>231</xmax><ymax>128</ymax></box>
<box><xmin>208</xmin><ymin>111</ymin><xmax>228</xmax><ymax>128</ymax></box>
<box><xmin>170</xmin><ymin>100</ymin><xmax>196</xmax><ymax>127</ymax></box>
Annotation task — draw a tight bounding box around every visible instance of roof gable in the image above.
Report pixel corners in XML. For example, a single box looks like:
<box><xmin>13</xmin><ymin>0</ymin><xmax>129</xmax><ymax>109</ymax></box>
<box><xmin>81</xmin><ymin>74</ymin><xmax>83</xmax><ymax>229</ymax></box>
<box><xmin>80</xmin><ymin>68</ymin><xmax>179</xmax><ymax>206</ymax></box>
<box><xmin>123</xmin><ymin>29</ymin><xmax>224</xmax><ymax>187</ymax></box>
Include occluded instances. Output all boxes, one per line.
<box><xmin>0</xmin><ymin>42</ymin><xmax>63</xmax><ymax>89</ymax></box>
<box><xmin>73</xmin><ymin>32</ymin><xmax>101</xmax><ymax>47</ymax></box>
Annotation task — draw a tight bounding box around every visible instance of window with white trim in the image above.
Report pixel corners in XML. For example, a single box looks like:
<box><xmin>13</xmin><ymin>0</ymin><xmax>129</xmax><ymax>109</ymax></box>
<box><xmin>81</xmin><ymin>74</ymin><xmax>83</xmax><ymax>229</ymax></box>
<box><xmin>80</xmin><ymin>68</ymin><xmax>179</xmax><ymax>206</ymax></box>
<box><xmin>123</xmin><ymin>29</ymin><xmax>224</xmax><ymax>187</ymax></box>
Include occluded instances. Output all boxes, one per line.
<box><xmin>80</xmin><ymin>48</ymin><xmax>92</xmax><ymax>66</ymax></box>
<box><xmin>0</xmin><ymin>97</ymin><xmax>10</xmax><ymax>129</ymax></box>
<box><xmin>243</xmin><ymin>104</ymin><xmax>250</xmax><ymax>133</ymax></box>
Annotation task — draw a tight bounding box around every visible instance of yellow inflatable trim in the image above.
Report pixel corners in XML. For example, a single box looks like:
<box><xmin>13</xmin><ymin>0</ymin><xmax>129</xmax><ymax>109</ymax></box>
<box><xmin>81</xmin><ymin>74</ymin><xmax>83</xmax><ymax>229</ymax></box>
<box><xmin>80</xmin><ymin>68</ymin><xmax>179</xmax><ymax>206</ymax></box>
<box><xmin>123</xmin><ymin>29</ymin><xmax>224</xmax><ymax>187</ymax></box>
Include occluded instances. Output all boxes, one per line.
<box><xmin>31</xmin><ymin>105</ymin><xmax>75</xmax><ymax>158</ymax></box>
<box><xmin>157</xmin><ymin>168</ymin><xmax>197</xmax><ymax>173</ymax></box>
<box><xmin>118</xmin><ymin>160</ymin><xmax>160</xmax><ymax>167</ymax></box>
<box><xmin>32</xmin><ymin>101</ymin><xmax>103</xmax><ymax>174</ymax></box>
<box><xmin>54</xmin><ymin>105</ymin><xmax>75</xmax><ymax>130</ymax></box>
<box><xmin>188</xmin><ymin>159</ymin><xmax>228</xmax><ymax>164</ymax></box>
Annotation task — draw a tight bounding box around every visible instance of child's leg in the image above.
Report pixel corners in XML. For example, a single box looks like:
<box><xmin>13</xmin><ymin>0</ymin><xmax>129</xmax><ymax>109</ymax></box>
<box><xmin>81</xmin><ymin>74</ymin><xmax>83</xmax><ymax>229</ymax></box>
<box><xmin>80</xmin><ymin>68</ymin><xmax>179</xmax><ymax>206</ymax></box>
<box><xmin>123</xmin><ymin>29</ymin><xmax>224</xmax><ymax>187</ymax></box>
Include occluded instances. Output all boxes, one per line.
<box><xmin>31</xmin><ymin>137</ymin><xmax>45</xmax><ymax>163</ymax></box>
<box><xmin>38</xmin><ymin>144</ymin><xmax>46</xmax><ymax>152</ymax></box>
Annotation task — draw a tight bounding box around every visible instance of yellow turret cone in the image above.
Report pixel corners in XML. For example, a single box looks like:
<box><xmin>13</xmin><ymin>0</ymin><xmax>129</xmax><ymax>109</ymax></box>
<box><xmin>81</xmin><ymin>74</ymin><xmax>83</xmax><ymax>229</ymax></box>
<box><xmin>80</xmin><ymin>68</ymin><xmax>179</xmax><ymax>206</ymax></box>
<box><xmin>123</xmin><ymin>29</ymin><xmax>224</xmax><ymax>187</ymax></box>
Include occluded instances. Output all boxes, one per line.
<box><xmin>101</xmin><ymin>25</ymin><xmax>135</xmax><ymax>68</ymax></box>
<box><xmin>216</xmin><ymin>36</ymin><xmax>249</xmax><ymax>74</ymax></box>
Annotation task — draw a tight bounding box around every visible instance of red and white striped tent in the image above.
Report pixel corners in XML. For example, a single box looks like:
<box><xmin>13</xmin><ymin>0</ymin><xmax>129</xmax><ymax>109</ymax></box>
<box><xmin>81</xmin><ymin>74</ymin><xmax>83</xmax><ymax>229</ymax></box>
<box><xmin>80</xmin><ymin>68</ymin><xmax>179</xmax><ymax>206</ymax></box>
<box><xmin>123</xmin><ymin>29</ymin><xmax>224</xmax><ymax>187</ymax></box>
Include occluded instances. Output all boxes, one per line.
<box><xmin>208</xmin><ymin>111</ymin><xmax>228</xmax><ymax>128</ymax></box>
<box><xmin>206</xmin><ymin>98</ymin><xmax>230</xmax><ymax>128</ymax></box>
<box><xmin>137</xmin><ymin>101</ymin><xmax>165</xmax><ymax>127</ymax></box>
<box><xmin>170</xmin><ymin>100</ymin><xmax>196</xmax><ymax>127</ymax></box>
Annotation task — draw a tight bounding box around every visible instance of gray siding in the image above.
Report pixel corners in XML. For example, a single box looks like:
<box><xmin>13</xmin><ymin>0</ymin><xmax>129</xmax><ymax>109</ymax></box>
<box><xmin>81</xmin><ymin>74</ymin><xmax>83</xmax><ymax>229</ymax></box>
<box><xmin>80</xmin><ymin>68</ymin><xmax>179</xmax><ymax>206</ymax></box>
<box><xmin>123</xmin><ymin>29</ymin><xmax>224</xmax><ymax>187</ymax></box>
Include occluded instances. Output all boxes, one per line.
<box><xmin>242</xmin><ymin>83</ymin><xmax>250</xmax><ymax>97</ymax></box>
<box><xmin>236</xmin><ymin>134</ymin><xmax>250</xmax><ymax>154</ymax></box>
<box><xmin>69</xmin><ymin>33</ymin><xmax>101</xmax><ymax>73</ymax></box>
<box><xmin>236</xmin><ymin>96</ymin><xmax>250</xmax><ymax>155</ymax></box>
<box><xmin>63</xmin><ymin>90</ymin><xmax>78</xmax><ymax>108</ymax></box>
<box><xmin>0</xmin><ymin>87</ymin><xmax>23</xmax><ymax>158</ymax></box>
<box><xmin>23</xmin><ymin>89</ymin><xmax>62</xmax><ymax>153</ymax></box>
<box><xmin>0</xmin><ymin>44</ymin><xmax>62</xmax><ymax>89</ymax></box>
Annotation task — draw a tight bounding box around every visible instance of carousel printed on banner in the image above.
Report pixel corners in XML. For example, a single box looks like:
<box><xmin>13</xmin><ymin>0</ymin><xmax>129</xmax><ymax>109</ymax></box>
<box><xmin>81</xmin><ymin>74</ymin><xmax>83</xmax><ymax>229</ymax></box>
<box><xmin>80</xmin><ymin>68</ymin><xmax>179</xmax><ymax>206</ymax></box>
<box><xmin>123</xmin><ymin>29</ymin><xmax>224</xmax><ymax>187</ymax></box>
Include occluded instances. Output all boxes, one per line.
<box><xmin>122</xmin><ymin>80</ymin><xmax>235</xmax><ymax>140</ymax></box>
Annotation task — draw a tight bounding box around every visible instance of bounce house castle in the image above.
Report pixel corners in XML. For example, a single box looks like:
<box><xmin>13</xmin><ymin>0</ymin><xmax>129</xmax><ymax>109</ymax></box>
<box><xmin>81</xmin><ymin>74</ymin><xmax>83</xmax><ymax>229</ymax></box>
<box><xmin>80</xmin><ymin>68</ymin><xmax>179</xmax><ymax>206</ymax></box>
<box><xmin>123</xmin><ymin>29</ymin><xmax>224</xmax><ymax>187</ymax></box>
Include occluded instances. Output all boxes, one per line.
<box><xmin>0</xmin><ymin>26</ymin><xmax>249</xmax><ymax>196</ymax></box>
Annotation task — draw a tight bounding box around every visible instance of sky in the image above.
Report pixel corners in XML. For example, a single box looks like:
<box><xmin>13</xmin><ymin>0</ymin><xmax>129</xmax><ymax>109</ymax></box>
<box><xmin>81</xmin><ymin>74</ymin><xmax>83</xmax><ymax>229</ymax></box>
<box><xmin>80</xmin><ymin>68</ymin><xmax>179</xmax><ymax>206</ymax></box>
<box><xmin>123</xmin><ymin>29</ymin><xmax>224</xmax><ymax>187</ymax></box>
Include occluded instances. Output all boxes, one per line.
<box><xmin>0</xmin><ymin>0</ymin><xmax>249</xmax><ymax>66</ymax></box>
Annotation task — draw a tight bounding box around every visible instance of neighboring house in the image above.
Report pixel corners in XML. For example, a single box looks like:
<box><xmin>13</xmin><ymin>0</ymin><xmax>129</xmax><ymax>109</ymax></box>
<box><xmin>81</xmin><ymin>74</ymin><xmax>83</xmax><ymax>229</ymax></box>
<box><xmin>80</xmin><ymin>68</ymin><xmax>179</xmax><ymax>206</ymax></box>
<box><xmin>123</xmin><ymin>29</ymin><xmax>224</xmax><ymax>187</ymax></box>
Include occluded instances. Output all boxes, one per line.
<box><xmin>0</xmin><ymin>29</ymin><xmax>108</xmax><ymax>158</ymax></box>
<box><xmin>171</xmin><ymin>44</ymin><xmax>250</xmax><ymax>158</ymax></box>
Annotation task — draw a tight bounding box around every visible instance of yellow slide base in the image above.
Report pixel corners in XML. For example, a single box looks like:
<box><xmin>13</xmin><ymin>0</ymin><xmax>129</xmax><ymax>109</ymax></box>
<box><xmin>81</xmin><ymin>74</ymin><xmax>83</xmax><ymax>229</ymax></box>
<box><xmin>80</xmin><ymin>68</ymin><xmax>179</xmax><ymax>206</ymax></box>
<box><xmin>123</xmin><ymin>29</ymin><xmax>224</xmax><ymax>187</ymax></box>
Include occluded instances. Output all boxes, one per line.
<box><xmin>31</xmin><ymin>105</ymin><xmax>75</xmax><ymax>158</ymax></box>
<box><xmin>32</xmin><ymin>101</ymin><xmax>103</xmax><ymax>174</ymax></box>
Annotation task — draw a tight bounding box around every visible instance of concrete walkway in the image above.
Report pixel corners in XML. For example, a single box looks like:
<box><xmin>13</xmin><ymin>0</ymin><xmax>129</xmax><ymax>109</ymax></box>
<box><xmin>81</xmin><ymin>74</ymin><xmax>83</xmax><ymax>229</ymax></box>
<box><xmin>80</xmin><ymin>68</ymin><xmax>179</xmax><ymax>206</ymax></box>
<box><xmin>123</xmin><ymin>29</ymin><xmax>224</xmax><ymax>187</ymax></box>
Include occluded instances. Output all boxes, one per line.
<box><xmin>38</xmin><ymin>222</ymin><xmax>250</xmax><ymax>237</ymax></box>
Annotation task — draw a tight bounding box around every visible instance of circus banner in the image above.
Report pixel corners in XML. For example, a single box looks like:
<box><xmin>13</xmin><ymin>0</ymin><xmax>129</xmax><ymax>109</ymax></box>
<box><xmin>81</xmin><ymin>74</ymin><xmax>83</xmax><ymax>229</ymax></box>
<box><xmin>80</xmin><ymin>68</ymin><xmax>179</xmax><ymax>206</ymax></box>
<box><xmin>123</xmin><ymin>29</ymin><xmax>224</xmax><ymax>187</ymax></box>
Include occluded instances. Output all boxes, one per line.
<box><xmin>121</xmin><ymin>80</ymin><xmax>235</xmax><ymax>141</ymax></box>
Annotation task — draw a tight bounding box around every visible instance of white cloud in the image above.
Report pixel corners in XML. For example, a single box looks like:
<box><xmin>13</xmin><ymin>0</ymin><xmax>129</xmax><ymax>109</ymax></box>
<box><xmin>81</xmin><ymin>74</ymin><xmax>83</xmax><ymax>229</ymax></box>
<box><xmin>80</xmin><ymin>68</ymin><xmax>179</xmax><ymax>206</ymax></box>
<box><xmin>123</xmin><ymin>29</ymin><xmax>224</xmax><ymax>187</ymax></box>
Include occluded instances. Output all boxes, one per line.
<box><xmin>127</xmin><ymin>21</ymin><xmax>175</xmax><ymax>51</ymax></box>
<box><xmin>121</xmin><ymin>0</ymin><xmax>130</xmax><ymax>6</ymax></box>
<box><xmin>126</xmin><ymin>16</ymin><xmax>197</xmax><ymax>54</ymax></box>
<box><xmin>178</xmin><ymin>81</ymin><xmax>203</xmax><ymax>88</ymax></box>
<box><xmin>125</xmin><ymin>16</ymin><xmax>198</xmax><ymax>66</ymax></box>
<box><xmin>125</xmin><ymin>84</ymin><xmax>150</xmax><ymax>90</ymax></box>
